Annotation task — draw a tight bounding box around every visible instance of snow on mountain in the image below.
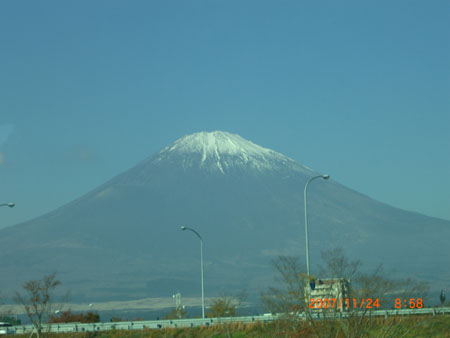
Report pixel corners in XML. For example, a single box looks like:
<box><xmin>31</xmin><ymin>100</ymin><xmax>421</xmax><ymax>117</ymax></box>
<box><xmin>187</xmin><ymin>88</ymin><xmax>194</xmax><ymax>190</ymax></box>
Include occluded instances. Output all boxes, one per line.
<box><xmin>154</xmin><ymin>131</ymin><xmax>314</xmax><ymax>175</ymax></box>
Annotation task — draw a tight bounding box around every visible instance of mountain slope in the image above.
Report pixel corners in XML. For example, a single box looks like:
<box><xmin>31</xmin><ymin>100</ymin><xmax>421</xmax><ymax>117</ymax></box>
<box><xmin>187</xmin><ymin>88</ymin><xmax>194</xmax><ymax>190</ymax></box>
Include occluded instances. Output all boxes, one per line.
<box><xmin>1</xmin><ymin>131</ymin><xmax>449</xmax><ymax>301</ymax></box>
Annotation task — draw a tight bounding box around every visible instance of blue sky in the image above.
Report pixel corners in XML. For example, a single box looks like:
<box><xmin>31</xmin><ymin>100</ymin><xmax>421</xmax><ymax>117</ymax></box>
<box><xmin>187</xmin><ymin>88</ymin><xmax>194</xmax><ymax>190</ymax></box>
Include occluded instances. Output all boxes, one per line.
<box><xmin>0</xmin><ymin>0</ymin><xmax>449</xmax><ymax>228</ymax></box>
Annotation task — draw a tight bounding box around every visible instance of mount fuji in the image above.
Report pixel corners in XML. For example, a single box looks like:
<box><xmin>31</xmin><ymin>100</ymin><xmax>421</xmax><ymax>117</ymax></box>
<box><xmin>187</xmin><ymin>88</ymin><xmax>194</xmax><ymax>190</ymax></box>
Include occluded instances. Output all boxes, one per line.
<box><xmin>1</xmin><ymin>131</ymin><xmax>449</xmax><ymax>301</ymax></box>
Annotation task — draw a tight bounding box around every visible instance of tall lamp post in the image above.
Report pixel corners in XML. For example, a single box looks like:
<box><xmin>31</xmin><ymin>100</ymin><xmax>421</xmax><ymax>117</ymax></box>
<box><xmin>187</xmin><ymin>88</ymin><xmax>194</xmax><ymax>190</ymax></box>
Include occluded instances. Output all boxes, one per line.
<box><xmin>181</xmin><ymin>226</ymin><xmax>205</xmax><ymax>319</ymax></box>
<box><xmin>304</xmin><ymin>175</ymin><xmax>329</xmax><ymax>277</ymax></box>
<box><xmin>0</xmin><ymin>203</ymin><xmax>15</xmax><ymax>208</ymax></box>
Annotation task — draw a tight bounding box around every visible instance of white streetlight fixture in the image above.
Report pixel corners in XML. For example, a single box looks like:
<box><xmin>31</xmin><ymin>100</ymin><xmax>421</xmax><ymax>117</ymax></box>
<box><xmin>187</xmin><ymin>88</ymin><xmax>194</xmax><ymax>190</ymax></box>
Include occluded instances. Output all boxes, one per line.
<box><xmin>181</xmin><ymin>226</ymin><xmax>205</xmax><ymax>319</ymax></box>
<box><xmin>0</xmin><ymin>203</ymin><xmax>15</xmax><ymax>208</ymax></box>
<box><xmin>304</xmin><ymin>174</ymin><xmax>329</xmax><ymax>277</ymax></box>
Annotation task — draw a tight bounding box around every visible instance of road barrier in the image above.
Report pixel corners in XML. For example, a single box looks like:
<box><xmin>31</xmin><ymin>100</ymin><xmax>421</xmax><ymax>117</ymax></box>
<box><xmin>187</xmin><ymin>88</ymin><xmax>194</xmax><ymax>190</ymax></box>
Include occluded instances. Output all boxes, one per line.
<box><xmin>12</xmin><ymin>307</ymin><xmax>450</xmax><ymax>334</ymax></box>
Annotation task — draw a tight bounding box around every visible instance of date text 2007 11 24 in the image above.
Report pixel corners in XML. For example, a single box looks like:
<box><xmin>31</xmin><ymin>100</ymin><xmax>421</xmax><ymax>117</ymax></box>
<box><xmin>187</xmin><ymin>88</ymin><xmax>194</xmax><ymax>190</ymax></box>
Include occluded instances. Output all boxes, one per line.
<box><xmin>309</xmin><ymin>298</ymin><xmax>380</xmax><ymax>309</ymax></box>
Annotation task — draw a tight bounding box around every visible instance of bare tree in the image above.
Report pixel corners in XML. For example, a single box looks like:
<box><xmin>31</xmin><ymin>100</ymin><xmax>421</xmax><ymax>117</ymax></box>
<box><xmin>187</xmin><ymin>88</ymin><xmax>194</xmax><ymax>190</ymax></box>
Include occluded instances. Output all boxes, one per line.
<box><xmin>261</xmin><ymin>249</ymin><xmax>433</xmax><ymax>338</ymax></box>
<box><xmin>207</xmin><ymin>290</ymin><xmax>247</xmax><ymax>318</ymax></box>
<box><xmin>315</xmin><ymin>249</ymin><xmax>431</xmax><ymax>338</ymax></box>
<box><xmin>260</xmin><ymin>256</ymin><xmax>309</xmax><ymax>335</ymax></box>
<box><xmin>318</xmin><ymin>247</ymin><xmax>361</xmax><ymax>280</ymax></box>
<box><xmin>14</xmin><ymin>273</ymin><xmax>61</xmax><ymax>338</ymax></box>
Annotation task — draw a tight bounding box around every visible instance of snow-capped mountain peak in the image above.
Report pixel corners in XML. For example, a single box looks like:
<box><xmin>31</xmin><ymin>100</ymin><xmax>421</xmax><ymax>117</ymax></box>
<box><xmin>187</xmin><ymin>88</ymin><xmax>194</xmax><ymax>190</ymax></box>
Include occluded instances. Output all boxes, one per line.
<box><xmin>163</xmin><ymin>131</ymin><xmax>279</xmax><ymax>158</ymax></box>
<box><xmin>155</xmin><ymin>131</ymin><xmax>313</xmax><ymax>175</ymax></box>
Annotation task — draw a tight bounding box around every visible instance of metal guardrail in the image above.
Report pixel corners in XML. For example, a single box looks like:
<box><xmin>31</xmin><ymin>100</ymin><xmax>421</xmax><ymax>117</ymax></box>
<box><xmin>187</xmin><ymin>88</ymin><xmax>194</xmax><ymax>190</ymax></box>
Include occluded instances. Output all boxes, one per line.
<box><xmin>306</xmin><ymin>306</ymin><xmax>450</xmax><ymax>320</ymax></box>
<box><xmin>12</xmin><ymin>307</ymin><xmax>450</xmax><ymax>334</ymax></box>
<box><xmin>13</xmin><ymin>316</ymin><xmax>272</xmax><ymax>334</ymax></box>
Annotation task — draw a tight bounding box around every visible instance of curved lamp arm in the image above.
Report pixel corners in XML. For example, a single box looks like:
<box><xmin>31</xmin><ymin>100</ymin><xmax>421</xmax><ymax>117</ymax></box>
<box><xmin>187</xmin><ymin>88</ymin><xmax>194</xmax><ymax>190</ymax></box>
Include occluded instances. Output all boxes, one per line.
<box><xmin>181</xmin><ymin>226</ymin><xmax>202</xmax><ymax>241</ymax></box>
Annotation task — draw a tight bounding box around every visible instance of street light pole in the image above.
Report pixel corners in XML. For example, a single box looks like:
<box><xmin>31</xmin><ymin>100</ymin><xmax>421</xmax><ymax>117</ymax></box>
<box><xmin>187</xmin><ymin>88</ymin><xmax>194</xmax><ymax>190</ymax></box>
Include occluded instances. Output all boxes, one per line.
<box><xmin>181</xmin><ymin>226</ymin><xmax>205</xmax><ymax>319</ymax></box>
<box><xmin>0</xmin><ymin>203</ymin><xmax>15</xmax><ymax>208</ymax></box>
<box><xmin>304</xmin><ymin>175</ymin><xmax>329</xmax><ymax>276</ymax></box>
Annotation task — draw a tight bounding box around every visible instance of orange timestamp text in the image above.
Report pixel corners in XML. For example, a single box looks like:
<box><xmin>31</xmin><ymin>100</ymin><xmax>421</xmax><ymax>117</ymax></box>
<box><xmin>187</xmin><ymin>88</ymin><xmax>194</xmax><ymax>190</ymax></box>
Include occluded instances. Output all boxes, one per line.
<box><xmin>309</xmin><ymin>298</ymin><xmax>380</xmax><ymax>309</ymax></box>
<box><xmin>394</xmin><ymin>298</ymin><xmax>423</xmax><ymax>309</ymax></box>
